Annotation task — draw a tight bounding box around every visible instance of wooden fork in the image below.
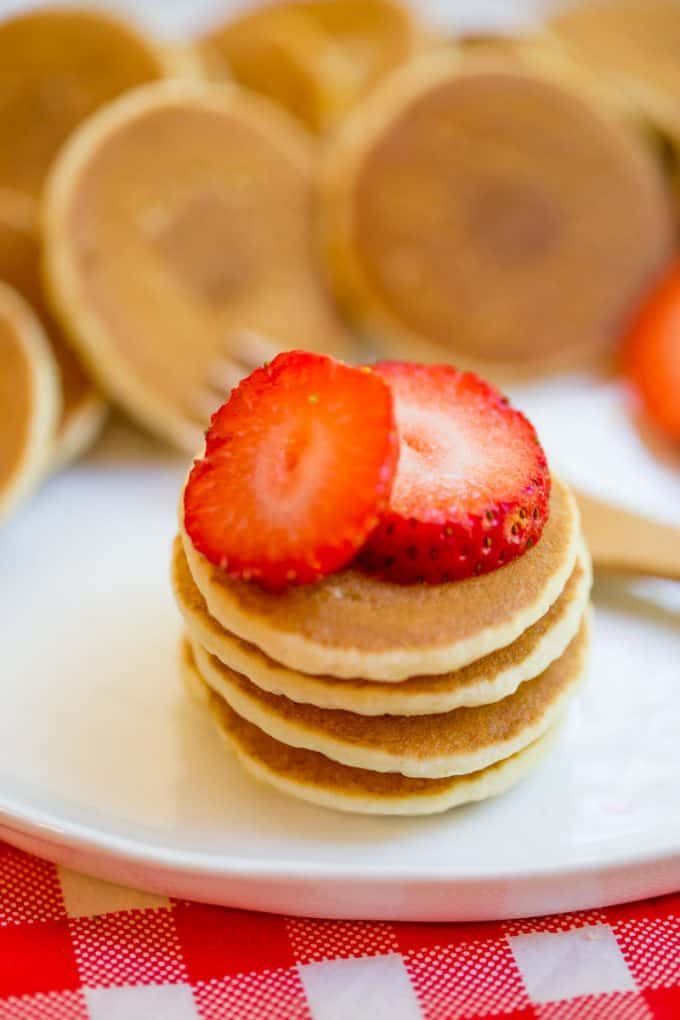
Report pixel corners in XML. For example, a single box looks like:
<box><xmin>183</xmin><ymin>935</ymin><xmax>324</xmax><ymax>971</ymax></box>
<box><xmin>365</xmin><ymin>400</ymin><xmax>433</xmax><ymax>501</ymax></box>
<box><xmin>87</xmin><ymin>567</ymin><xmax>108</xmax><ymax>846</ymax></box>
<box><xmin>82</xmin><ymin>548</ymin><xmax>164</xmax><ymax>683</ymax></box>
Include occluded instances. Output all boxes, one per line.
<box><xmin>575</xmin><ymin>490</ymin><xmax>680</xmax><ymax>581</ymax></box>
<box><xmin>190</xmin><ymin>331</ymin><xmax>285</xmax><ymax>426</ymax></box>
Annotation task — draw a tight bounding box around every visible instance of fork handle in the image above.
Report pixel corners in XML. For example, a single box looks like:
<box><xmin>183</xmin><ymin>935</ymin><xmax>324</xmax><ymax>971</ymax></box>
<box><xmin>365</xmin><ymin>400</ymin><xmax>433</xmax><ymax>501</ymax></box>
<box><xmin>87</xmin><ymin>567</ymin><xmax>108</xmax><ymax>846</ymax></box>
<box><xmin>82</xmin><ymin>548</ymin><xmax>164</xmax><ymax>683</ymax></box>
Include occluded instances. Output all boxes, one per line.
<box><xmin>575</xmin><ymin>490</ymin><xmax>680</xmax><ymax>581</ymax></box>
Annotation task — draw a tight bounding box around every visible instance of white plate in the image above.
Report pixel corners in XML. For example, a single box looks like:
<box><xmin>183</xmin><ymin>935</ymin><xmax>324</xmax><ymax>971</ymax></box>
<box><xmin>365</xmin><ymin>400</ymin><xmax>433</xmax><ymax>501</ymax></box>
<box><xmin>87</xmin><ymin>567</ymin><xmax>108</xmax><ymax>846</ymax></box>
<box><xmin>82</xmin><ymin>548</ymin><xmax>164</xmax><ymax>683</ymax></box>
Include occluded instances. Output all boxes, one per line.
<box><xmin>1</xmin><ymin>375</ymin><xmax>679</xmax><ymax>922</ymax></box>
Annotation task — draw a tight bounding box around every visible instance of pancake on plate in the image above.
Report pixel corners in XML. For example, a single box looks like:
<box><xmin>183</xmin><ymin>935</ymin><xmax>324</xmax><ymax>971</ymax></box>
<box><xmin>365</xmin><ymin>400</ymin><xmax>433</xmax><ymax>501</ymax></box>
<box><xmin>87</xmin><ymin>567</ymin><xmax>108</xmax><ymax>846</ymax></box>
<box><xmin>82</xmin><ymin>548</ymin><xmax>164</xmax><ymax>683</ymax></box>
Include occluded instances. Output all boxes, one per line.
<box><xmin>174</xmin><ymin>536</ymin><xmax>591</xmax><ymax>715</ymax></box>
<box><xmin>180</xmin><ymin>478</ymin><xmax>580</xmax><ymax>682</ymax></box>
<box><xmin>43</xmin><ymin>80</ymin><xmax>356</xmax><ymax>451</ymax></box>
<box><xmin>174</xmin><ymin>349</ymin><xmax>592</xmax><ymax>814</ymax></box>
<box><xmin>0</xmin><ymin>6</ymin><xmax>172</xmax><ymax>197</ymax></box>
<box><xmin>182</xmin><ymin>640</ymin><xmax>565</xmax><ymax>816</ymax></box>
<box><xmin>320</xmin><ymin>51</ymin><xmax>674</xmax><ymax>376</ymax></box>
<box><xmin>0</xmin><ymin>282</ymin><xmax>59</xmax><ymax>522</ymax></box>
<box><xmin>191</xmin><ymin>618</ymin><xmax>588</xmax><ymax>778</ymax></box>
<box><xmin>0</xmin><ymin>189</ymin><xmax>105</xmax><ymax>466</ymax></box>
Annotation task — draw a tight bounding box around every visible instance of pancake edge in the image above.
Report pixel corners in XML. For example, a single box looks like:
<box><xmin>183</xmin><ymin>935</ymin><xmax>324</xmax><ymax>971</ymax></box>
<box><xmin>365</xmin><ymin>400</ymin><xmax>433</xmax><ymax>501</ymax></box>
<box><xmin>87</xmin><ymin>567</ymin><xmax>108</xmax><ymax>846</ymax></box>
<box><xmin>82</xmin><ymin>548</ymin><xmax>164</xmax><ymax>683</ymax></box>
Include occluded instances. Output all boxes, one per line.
<box><xmin>191</xmin><ymin>613</ymin><xmax>589</xmax><ymax>778</ymax></box>
<box><xmin>0</xmin><ymin>282</ymin><xmax>61</xmax><ymax>521</ymax></box>
<box><xmin>183</xmin><ymin>646</ymin><xmax>562</xmax><ymax>815</ymax></box>
<box><xmin>175</xmin><ymin>538</ymin><xmax>591</xmax><ymax>714</ymax></box>
<box><xmin>51</xmin><ymin>392</ymin><xmax>107</xmax><ymax>471</ymax></box>
<box><xmin>180</xmin><ymin>480</ymin><xmax>581</xmax><ymax>680</ymax></box>
<box><xmin>42</xmin><ymin>78</ymin><xmax>319</xmax><ymax>453</ymax></box>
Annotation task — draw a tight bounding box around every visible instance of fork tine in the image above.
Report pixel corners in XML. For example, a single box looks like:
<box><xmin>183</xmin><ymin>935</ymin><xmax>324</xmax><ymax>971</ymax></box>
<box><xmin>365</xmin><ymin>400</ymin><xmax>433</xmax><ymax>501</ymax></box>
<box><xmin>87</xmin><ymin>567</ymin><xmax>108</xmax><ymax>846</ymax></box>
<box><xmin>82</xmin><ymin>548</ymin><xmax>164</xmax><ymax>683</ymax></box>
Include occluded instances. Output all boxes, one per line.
<box><xmin>177</xmin><ymin>418</ymin><xmax>207</xmax><ymax>456</ymax></box>
<box><xmin>189</xmin><ymin>384</ymin><xmax>231</xmax><ymax>424</ymax></box>
<box><xmin>206</xmin><ymin>356</ymin><xmax>247</xmax><ymax>396</ymax></box>
<box><xmin>233</xmin><ymin>330</ymin><xmax>283</xmax><ymax>369</ymax></box>
<box><xmin>196</xmin><ymin>334</ymin><xmax>284</xmax><ymax>430</ymax></box>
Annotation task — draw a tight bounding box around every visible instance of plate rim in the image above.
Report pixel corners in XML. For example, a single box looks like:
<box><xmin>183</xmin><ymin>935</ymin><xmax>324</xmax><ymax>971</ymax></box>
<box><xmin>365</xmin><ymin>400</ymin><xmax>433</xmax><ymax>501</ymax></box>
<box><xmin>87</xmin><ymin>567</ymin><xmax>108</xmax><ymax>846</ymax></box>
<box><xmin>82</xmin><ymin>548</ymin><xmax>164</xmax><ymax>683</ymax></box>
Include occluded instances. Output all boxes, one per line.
<box><xmin>1</xmin><ymin>789</ymin><xmax>679</xmax><ymax>885</ymax></box>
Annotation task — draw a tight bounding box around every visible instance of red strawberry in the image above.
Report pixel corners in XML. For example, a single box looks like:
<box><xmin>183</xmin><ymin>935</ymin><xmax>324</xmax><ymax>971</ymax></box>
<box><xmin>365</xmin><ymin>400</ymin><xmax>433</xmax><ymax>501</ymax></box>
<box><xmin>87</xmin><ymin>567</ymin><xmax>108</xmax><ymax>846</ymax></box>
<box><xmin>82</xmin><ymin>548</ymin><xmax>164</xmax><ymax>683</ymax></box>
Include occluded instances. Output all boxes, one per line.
<box><xmin>623</xmin><ymin>260</ymin><xmax>680</xmax><ymax>441</ymax></box>
<box><xmin>183</xmin><ymin>351</ymin><xmax>398</xmax><ymax>590</ymax></box>
<box><xmin>360</xmin><ymin>362</ymin><xmax>551</xmax><ymax>583</ymax></box>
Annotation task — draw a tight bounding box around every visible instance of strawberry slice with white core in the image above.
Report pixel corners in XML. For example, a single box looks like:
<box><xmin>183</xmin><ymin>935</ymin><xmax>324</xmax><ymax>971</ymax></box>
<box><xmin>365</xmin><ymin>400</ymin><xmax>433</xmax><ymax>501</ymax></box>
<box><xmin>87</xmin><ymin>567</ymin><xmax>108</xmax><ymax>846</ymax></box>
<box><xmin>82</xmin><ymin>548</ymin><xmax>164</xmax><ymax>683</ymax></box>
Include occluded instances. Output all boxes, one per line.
<box><xmin>184</xmin><ymin>351</ymin><xmax>398</xmax><ymax>590</ymax></box>
<box><xmin>361</xmin><ymin>362</ymin><xmax>550</xmax><ymax>583</ymax></box>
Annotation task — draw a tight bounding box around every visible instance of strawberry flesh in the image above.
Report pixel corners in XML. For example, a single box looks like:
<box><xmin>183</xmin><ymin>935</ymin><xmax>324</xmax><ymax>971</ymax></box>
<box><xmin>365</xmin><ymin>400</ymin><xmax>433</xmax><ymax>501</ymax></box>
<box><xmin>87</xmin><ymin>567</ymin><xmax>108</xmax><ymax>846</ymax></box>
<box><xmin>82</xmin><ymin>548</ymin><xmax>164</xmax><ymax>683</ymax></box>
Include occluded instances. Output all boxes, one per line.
<box><xmin>361</xmin><ymin>362</ymin><xmax>550</xmax><ymax>583</ymax></box>
<box><xmin>184</xmin><ymin>351</ymin><xmax>398</xmax><ymax>590</ymax></box>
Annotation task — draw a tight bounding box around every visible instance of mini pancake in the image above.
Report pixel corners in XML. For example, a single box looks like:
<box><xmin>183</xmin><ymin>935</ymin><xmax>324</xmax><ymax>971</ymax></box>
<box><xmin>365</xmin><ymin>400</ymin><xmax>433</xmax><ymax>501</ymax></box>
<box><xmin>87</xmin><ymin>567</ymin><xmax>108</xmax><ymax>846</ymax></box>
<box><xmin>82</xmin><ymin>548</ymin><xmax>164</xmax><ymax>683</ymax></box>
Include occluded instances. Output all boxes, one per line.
<box><xmin>548</xmin><ymin>0</ymin><xmax>680</xmax><ymax>138</ymax></box>
<box><xmin>547</xmin><ymin>0</ymin><xmax>680</xmax><ymax>204</ymax></box>
<box><xmin>43</xmin><ymin>80</ymin><xmax>356</xmax><ymax>451</ymax></box>
<box><xmin>173</xmin><ymin>538</ymin><xmax>591</xmax><ymax>714</ymax></box>
<box><xmin>0</xmin><ymin>7</ymin><xmax>170</xmax><ymax>197</ymax></box>
<box><xmin>197</xmin><ymin>0</ymin><xmax>422</xmax><ymax>134</ymax></box>
<box><xmin>196</xmin><ymin>5</ymin><xmax>357</xmax><ymax>132</ymax></box>
<box><xmin>289</xmin><ymin>0</ymin><xmax>422</xmax><ymax>102</ymax></box>
<box><xmin>192</xmin><ymin>617</ymin><xmax>588</xmax><ymax>778</ymax></box>
<box><xmin>0</xmin><ymin>190</ymin><xmax>105</xmax><ymax>466</ymax></box>
<box><xmin>320</xmin><ymin>51</ymin><xmax>674</xmax><ymax>375</ymax></box>
<box><xmin>0</xmin><ymin>282</ymin><xmax>60</xmax><ymax>522</ymax></box>
<box><xmin>452</xmin><ymin>35</ymin><xmax>652</xmax><ymax>137</ymax></box>
<box><xmin>182</xmin><ymin>642</ymin><xmax>561</xmax><ymax>816</ymax></box>
<box><xmin>180</xmin><ymin>477</ymin><xmax>580</xmax><ymax>681</ymax></box>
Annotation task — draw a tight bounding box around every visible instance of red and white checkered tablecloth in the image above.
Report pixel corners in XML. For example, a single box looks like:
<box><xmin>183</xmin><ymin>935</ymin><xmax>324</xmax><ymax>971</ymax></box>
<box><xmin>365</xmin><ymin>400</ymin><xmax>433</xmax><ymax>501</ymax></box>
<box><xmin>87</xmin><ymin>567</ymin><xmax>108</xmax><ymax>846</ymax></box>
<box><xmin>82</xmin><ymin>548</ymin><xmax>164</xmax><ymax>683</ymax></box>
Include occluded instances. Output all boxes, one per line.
<box><xmin>0</xmin><ymin>840</ymin><xmax>678</xmax><ymax>1020</ymax></box>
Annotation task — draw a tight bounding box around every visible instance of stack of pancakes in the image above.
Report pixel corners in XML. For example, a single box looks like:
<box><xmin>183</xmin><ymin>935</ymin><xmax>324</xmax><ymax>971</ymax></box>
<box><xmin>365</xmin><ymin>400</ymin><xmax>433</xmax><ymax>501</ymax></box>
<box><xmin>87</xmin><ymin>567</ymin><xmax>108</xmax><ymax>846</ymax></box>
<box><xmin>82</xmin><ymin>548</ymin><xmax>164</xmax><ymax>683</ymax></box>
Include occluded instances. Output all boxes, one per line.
<box><xmin>173</xmin><ymin>478</ymin><xmax>592</xmax><ymax>815</ymax></box>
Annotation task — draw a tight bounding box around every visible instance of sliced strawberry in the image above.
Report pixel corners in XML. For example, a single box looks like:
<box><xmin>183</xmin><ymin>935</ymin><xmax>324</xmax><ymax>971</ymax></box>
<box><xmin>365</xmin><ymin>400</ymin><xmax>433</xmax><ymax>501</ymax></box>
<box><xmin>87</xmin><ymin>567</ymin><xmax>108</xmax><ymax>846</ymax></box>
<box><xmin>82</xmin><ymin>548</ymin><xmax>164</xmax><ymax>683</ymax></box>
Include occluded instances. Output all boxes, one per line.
<box><xmin>360</xmin><ymin>362</ymin><xmax>551</xmax><ymax>583</ymax></box>
<box><xmin>183</xmin><ymin>351</ymin><xmax>398</xmax><ymax>590</ymax></box>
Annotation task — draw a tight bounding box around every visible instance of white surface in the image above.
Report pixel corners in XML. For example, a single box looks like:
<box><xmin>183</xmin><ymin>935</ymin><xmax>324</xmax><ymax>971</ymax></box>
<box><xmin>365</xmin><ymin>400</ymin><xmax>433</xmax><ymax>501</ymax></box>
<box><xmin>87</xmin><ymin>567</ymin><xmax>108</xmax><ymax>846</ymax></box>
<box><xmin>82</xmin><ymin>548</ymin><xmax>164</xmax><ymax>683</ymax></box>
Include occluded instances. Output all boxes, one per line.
<box><xmin>0</xmin><ymin>375</ymin><xmax>679</xmax><ymax>920</ymax></box>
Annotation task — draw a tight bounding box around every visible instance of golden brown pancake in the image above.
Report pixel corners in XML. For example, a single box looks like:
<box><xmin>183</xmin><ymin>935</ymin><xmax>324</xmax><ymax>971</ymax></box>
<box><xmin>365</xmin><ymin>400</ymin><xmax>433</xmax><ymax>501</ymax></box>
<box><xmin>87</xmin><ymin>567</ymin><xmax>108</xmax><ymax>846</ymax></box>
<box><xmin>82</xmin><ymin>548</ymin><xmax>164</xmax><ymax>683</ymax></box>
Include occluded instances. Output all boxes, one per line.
<box><xmin>547</xmin><ymin>0</ymin><xmax>680</xmax><ymax>206</ymax></box>
<box><xmin>548</xmin><ymin>0</ymin><xmax>680</xmax><ymax>136</ymax></box>
<box><xmin>44</xmin><ymin>80</ymin><xmax>356</xmax><ymax>451</ymax></box>
<box><xmin>449</xmin><ymin>35</ymin><xmax>651</xmax><ymax>137</ymax></box>
<box><xmin>180</xmin><ymin>477</ymin><xmax>580</xmax><ymax>681</ymax></box>
<box><xmin>0</xmin><ymin>282</ymin><xmax>60</xmax><ymax>521</ymax></box>
<box><xmin>290</xmin><ymin>0</ymin><xmax>422</xmax><ymax>99</ymax></box>
<box><xmin>174</xmin><ymin>537</ymin><xmax>591</xmax><ymax>714</ymax></box>
<box><xmin>0</xmin><ymin>190</ymin><xmax>104</xmax><ymax>465</ymax></box>
<box><xmin>197</xmin><ymin>0</ymin><xmax>420</xmax><ymax>133</ymax></box>
<box><xmin>182</xmin><ymin>641</ymin><xmax>562</xmax><ymax>816</ymax></box>
<box><xmin>0</xmin><ymin>7</ymin><xmax>170</xmax><ymax>198</ymax></box>
<box><xmin>192</xmin><ymin>618</ymin><xmax>588</xmax><ymax>778</ymax></box>
<box><xmin>196</xmin><ymin>5</ymin><xmax>356</xmax><ymax>133</ymax></box>
<box><xmin>320</xmin><ymin>51</ymin><xmax>674</xmax><ymax>375</ymax></box>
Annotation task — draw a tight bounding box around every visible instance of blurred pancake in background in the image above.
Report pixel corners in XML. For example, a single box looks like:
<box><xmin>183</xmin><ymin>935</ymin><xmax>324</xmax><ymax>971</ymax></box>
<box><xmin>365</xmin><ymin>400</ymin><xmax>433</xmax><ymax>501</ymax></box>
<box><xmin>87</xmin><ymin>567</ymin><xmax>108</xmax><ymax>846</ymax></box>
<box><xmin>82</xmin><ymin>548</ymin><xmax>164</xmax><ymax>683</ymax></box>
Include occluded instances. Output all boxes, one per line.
<box><xmin>0</xmin><ymin>7</ymin><xmax>173</xmax><ymax>198</ymax></box>
<box><xmin>197</xmin><ymin>0</ymin><xmax>422</xmax><ymax>133</ymax></box>
<box><xmin>320</xmin><ymin>51</ymin><xmax>675</xmax><ymax>377</ymax></box>
<box><xmin>0</xmin><ymin>189</ymin><xmax>105</xmax><ymax>467</ymax></box>
<box><xmin>0</xmin><ymin>282</ymin><xmax>60</xmax><ymax>523</ymax></box>
<box><xmin>548</xmin><ymin>0</ymin><xmax>680</xmax><ymax>217</ymax></box>
<box><xmin>453</xmin><ymin>34</ymin><xmax>659</xmax><ymax>152</ymax></box>
<box><xmin>43</xmin><ymin>81</ymin><xmax>356</xmax><ymax>452</ymax></box>
<box><xmin>196</xmin><ymin>4</ymin><xmax>356</xmax><ymax>133</ymax></box>
<box><xmin>290</xmin><ymin>0</ymin><xmax>422</xmax><ymax>98</ymax></box>
<box><xmin>548</xmin><ymin>0</ymin><xmax>680</xmax><ymax>132</ymax></box>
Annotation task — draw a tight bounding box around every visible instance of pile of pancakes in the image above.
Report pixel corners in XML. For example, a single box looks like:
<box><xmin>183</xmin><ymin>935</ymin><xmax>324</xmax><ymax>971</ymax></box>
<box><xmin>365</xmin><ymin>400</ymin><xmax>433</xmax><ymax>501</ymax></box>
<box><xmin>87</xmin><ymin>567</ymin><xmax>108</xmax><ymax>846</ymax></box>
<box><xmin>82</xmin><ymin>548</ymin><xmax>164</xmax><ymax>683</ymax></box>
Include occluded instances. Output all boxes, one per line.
<box><xmin>5</xmin><ymin>0</ymin><xmax>680</xmax><ymax>525</ymax></box>
<box><xmin>196</xmin><ymin>0</ymin><xmax>423</xmax><ymax>133</ymax></box>
<box><xmin>173</xmin><ymin>478</ymin><xmax>592</xmax><ymax>815</ymax></box>
<box><xmin>0</xmin><ymin>5</ymin><xmax>177</xmax><ymax>522</ymax></box>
